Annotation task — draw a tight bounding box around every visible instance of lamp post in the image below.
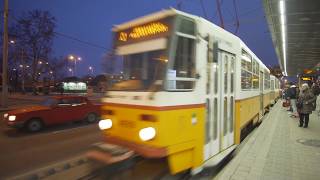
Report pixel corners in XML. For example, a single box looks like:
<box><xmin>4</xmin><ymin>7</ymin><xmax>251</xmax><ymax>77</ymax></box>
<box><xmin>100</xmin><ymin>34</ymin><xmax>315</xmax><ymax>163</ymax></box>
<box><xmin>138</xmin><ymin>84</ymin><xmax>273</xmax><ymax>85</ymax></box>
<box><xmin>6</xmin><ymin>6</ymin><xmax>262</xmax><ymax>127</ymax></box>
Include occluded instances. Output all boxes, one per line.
<box><xmin>2</xmin><ymin>0</ymin><xmax>9</xmax><ymax>107</ymax></box>
<box><xmin>68</xmin><ymin>55</ymin><xmax>81</xmax><ymax>77</ymax></box>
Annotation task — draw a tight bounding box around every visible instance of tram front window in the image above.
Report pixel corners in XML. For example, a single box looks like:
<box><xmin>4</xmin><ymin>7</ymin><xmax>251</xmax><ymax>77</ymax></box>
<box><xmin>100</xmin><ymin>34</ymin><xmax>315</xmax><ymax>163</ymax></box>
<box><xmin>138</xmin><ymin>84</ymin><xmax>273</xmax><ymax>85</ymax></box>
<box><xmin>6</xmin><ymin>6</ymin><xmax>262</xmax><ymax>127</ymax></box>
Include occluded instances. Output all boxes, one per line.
<box><xmin>110</xmin><ymin>50</ymin><xmax>167</xmax><ymax>91</ymax></box>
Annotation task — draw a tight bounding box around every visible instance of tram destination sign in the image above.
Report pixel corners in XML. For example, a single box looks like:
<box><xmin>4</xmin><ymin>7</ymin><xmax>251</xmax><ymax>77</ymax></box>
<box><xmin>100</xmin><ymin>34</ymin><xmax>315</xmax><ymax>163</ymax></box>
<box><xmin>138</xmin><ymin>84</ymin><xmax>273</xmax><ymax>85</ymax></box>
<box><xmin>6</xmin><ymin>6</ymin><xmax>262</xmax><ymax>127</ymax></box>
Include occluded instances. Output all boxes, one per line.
<box><xmin>114</xmin><ymin>17</ymin><xmax>172</xmax><ymax>46</ymax></box>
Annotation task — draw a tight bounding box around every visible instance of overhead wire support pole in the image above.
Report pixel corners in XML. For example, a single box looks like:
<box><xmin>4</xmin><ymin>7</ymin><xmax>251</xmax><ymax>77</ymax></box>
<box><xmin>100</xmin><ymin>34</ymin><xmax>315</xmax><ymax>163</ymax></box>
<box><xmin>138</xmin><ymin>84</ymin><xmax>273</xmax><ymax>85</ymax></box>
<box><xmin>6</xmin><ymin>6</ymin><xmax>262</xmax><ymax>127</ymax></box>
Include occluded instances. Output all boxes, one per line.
<box><xmin>216</xmin><ymin>0</ymin><xmax>224</xmax><ymax>29</ymax></box>
<box><xmin>2</xmin><ymin>0</ymin><xmax>9</xmax><ymax>107</ymax></box>
<box><xmin>233</xmin><ymin>0</ymin><xmax>240</xmax><ymax>34</ymax></box>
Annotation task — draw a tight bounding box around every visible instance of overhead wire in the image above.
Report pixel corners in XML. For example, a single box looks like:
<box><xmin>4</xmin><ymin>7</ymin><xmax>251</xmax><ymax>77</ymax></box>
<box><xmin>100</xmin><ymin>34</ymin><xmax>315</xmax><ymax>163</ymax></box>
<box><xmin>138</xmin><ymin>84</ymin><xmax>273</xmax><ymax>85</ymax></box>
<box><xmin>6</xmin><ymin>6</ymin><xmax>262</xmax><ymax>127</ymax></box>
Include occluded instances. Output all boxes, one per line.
<box><xmin>216</xmin><ymin>0</ymin><xmax>224</xmax><ymax>28</ymax></box>
<box><xmin>54</xmin><ymin>32</ymin><xmax>107</xmax><ymax>50</ymax></box>
<box><xmin>200</xmin><ymin>0</ymin><xmax>208</xmax><ymax>19</ymax></box>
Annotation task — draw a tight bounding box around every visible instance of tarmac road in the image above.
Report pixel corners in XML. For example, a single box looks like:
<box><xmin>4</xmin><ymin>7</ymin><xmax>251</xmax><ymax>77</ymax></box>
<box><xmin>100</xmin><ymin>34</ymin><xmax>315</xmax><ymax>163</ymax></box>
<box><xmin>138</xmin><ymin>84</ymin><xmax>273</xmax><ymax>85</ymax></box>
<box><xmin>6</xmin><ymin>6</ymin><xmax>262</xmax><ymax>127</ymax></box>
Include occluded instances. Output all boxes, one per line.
<box><xmin>0</xmin><ymin>95</ymin><xmax>230</xmax><ymax>179</ymax></box>
<box><xmin>0</xmin><ymin>114</ymin><xmax>103</xmax><ymax>178</ymax></box>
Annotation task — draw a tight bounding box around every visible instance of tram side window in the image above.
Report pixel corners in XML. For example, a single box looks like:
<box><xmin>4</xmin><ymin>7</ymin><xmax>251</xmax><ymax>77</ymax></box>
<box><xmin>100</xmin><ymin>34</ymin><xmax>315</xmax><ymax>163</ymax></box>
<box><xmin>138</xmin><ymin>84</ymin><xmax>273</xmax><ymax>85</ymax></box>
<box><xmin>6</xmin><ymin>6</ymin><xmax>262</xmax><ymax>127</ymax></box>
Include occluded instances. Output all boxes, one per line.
<box><xmin>264</xmin><ymin>71</ymin><xmax>270</xmax><ymax>90</ymax></box>
<box><xmin>174</xmin><ymin>36</ymin><xmax>195</xmax><ymax>77</ymax></box>
<box><xmin>275</xmin><ymin>80</ymin><xmax>278</xmax><ymax>89</ymax></box>
<box><xmin>271</xmin><ymin>80</ymin><xmax>275</xmax><ymax>90</ymax></box>
<box><xmin>170</xmin><ymin>36</ymin><xmax>195</xmax><ymax>90</ymax></box>
<box><xmin>241</xmin><ymin>59</ymin><xmax>252</xmax><ymax>90</ymax></box>
<box><xmin>177</xmin><ymin>18</ymin><xmax>195</xmax><ymax>35</ymax></box>
<box><xmin>241</xmin><ymin>49</ymin><xmax>253</xmax><ymax>90</ymax></box>
<box><xmin>241</xmin><ymin>69</ymin><xmax>252</xmax><ymax>89</ymax></box>
<box><xmin>252</xmin><ymin>59</ymin><xmax>259</xmax><ymax>89</ymax></box>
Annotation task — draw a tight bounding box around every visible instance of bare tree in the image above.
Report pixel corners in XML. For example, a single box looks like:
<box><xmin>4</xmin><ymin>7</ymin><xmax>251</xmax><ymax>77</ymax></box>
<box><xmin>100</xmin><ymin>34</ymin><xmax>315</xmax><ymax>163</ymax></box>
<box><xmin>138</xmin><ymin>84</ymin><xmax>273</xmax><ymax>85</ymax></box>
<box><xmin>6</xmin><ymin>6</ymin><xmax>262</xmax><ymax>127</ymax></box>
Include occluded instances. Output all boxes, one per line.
<box><xmin>13</xmin><ymin>10</ymin><xmax>56</xmax><ymax>93</ymax></box>
<box><xmin>48</xmin><ymin>56</ymin><xmax>67</xmax><ymax>83</ymax></box>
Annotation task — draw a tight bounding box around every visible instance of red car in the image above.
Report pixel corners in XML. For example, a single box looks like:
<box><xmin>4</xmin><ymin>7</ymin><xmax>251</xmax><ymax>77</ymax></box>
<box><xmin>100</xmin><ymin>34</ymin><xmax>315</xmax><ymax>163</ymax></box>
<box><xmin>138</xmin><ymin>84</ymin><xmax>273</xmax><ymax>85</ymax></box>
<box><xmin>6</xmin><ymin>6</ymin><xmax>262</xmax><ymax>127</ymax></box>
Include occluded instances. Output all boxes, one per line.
<box><xmin>3</xmin><ymin>96</ymin><xmax>101</xmax><ymax>132</ymax></box>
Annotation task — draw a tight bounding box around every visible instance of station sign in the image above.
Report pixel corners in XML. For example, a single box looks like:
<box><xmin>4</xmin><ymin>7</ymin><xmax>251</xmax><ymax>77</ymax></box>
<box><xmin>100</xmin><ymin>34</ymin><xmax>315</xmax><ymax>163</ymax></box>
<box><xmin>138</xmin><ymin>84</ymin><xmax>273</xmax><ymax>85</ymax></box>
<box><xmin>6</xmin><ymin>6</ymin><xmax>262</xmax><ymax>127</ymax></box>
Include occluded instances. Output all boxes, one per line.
<box><xmin>63</xmin><ymin>82</ymin><xmax>87</xmax><ymax>91</ymax></box>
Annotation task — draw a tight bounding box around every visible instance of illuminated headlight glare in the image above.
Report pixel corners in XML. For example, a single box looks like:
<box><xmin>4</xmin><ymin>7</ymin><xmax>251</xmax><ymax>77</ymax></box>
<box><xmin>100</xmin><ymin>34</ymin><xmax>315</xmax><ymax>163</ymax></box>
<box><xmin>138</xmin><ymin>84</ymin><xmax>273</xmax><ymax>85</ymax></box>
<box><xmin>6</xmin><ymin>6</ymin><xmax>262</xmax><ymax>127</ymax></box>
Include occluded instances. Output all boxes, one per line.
<box><xmin>4</xmin><ymin>113</ymin><xmax>8</xmax><ymax>118</ymax></box>
<box><xmin>98</xmin><ymin>119</ymin><xmax>112</xmax><ymax>130</ymax></box>
<box><xmin>8</xmin><ymin>115</ymin><xmax>16</xmax><ymax>121</ymax></box>
<box><xmin>139</xmin><ymin>127</ymin><xmax>156</xmax><ymax>141</ymax></box>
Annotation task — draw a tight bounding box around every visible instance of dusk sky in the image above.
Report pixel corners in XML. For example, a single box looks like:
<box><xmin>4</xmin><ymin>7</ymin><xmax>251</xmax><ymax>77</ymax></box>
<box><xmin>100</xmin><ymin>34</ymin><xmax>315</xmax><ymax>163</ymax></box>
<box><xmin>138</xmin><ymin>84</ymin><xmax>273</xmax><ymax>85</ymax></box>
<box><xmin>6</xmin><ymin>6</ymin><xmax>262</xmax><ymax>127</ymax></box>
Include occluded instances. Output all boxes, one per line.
<box><xmin>5</xmin><ymin>0</ymin><xmax>278</xmax><ymax>76</ymax></box>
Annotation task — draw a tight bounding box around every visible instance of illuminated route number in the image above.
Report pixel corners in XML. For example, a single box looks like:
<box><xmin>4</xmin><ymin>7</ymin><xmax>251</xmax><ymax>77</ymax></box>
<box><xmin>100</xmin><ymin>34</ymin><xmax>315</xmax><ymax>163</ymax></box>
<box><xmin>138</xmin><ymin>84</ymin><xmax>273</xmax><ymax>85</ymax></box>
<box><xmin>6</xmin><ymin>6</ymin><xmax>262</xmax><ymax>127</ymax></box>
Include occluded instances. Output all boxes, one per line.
<box><xmin>119</xmin><ymin>32</ymin><xmax>128</xmax><ymax>42</ymax></box>
<box><xmin>118</xmin><ymin>22</ymin><xmax>168</xmax><ymax>42</ymax></box>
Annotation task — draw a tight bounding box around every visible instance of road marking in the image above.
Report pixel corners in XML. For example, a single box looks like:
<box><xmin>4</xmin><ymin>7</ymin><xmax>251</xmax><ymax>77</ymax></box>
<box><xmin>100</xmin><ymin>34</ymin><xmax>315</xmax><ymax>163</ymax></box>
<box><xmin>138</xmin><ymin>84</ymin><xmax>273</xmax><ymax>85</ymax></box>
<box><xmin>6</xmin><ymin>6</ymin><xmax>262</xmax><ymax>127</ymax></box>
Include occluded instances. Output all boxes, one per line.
<box><xmin>51</xmin><ymin>124</ymin><xmax>97</xmax><ymax>134</ymax></box>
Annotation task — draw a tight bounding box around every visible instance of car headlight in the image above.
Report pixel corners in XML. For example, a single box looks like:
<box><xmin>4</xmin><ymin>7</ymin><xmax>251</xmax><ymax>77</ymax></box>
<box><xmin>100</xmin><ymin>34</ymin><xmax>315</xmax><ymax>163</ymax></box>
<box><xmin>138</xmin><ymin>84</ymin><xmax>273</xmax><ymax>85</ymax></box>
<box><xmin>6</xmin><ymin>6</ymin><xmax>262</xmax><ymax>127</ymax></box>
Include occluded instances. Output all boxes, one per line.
<box><xmin>139</xmin><ymin>127</ymin><xmax>156</xmax><ymax>141</ymax></box>
<box><xmin>8</xmin><ymin>115</ymin><xmax>16</xmax><ymax>121</ymax></box>
<box><xmin>98</xmin><ymin>119</ymin><xmax>112</xmax><ymax>130</ymax></box>
<box><xmin>4</xmin><ymin>113</ymin><xmax>8</xmax><ymax>118</ymax></box>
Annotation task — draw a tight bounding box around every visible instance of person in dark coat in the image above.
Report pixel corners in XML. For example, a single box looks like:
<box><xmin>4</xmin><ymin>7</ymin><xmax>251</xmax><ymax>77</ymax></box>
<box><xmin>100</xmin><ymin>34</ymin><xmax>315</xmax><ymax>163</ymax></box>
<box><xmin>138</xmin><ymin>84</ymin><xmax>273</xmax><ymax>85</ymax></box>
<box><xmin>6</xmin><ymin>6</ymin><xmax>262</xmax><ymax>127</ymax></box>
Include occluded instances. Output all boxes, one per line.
<box><xmin>297</xmin><ymin>83</ymin><xmax>316</xmax><ymax>128</ymax></box>
<box><xmin>287</xmin><ymin>83</ymin><xmax>298</xmax><ymax>117</ymax></box>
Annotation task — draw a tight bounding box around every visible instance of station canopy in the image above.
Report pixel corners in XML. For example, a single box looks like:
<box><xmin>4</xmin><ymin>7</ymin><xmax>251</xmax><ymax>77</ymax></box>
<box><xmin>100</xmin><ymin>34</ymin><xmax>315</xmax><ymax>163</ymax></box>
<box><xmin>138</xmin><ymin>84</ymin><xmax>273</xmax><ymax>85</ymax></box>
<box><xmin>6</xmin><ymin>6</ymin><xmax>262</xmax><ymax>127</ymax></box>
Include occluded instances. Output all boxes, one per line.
<box><xmin>263</xmin><ymin>0</ymin><xmax>320</xmax><ymax>76</ymax></box>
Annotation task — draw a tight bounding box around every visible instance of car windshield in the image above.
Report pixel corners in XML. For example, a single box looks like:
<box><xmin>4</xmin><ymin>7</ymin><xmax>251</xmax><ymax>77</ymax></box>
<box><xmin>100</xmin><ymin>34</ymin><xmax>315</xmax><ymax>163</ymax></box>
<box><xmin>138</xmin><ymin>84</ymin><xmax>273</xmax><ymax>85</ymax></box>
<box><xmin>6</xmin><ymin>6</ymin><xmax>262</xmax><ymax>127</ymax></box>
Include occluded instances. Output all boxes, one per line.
<box><xmin>41</xmin><ymin>98</ymin><xmax>57</xmax><ymax>106</ymax></box>
<box><xmin>109</xmin><ymin>49</ymin><xmax>168</xmax><ymax>91</ymax></box>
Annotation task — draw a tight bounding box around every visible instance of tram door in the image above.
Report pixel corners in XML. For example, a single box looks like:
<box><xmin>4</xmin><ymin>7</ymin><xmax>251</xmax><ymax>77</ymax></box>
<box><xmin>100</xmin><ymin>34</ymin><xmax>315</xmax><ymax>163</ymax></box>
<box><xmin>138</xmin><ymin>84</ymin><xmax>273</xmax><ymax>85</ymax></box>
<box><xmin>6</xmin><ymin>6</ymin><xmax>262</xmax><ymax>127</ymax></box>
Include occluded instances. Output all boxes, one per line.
<box><xmin>204</xmin><ymin>62</ymin><xmax>220</xmax><ymax>160</ymax></box>
<box><xmin>204</xmin><ymin>44</ymin><xmax>235</xmax><ymax>160</ymax></box>
<box><xmin>219</xmin><ymin>50</ymin><xmax>235</xmax><ymax>151</ymax></box>
<box><xmin>259</xmin><ymin>71</ymin><xmax>264</xmax><ymax>117</ymax></box>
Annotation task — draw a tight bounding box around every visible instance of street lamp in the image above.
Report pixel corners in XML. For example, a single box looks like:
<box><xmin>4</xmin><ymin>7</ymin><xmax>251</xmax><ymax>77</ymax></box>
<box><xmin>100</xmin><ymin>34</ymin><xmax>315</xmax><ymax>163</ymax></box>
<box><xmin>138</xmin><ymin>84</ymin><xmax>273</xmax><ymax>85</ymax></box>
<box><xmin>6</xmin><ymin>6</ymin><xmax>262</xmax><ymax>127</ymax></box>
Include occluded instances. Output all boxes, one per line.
<box><xmin>89</xmin><ymin>66</ymin><xmax>94</xmax><ymax>74</ymax></box>
<box><xmin>68</xmin><ymin>55</ymin><xmax>74</xmax><ymax>60</ymax></box>
<box><xmin>68</xmin><ymin>68</ymin><xmax>73</xmax><ymax>76</ymax></box>
<box><xmin>68</xmin><ymin>54</ymin><xmax>81</xmax><ymax>76</ymax></box>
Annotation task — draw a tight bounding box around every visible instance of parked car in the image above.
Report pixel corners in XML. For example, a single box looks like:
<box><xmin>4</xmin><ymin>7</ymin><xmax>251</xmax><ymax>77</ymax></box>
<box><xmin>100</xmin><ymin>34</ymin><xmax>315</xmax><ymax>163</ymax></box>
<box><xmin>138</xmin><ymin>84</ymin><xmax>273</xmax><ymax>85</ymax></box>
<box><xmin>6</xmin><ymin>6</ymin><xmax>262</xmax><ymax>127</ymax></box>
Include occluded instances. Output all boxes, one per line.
<box><xmin>3</xmin><ymin>96</ymin><xmax>101</xmax><ymax>132</ymax></box>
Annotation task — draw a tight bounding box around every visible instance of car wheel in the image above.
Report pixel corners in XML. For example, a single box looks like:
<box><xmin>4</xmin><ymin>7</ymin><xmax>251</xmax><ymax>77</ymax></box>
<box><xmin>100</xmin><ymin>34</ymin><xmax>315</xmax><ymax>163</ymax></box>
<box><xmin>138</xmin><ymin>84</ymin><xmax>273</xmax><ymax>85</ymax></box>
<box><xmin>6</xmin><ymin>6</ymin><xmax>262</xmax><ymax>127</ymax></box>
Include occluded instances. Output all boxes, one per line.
<box><xmin>26</xmin><ymin>119</ymin><xmax>43</xmax><ymax>132</ymax></box>
<box><xmin>86</xmin><ymin>113</ymin><xmax>97</xmax><ymax>123</ymax></box>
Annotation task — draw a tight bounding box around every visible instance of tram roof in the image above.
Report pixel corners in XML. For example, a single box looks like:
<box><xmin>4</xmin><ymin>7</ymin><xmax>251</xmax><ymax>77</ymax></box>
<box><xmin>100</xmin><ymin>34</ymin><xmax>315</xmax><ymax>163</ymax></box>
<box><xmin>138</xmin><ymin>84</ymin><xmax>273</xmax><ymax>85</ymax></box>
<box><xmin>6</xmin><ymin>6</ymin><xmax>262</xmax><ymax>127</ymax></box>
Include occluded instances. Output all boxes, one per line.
<box><xmin>263</xmin><ymin>0</ymin><xmax>320</xmax><ymax>76</ymax></box>
<box><xmin>112</xmin><ymin>8</ymin><xmax>195</xmax><ymax>31</ymax></box>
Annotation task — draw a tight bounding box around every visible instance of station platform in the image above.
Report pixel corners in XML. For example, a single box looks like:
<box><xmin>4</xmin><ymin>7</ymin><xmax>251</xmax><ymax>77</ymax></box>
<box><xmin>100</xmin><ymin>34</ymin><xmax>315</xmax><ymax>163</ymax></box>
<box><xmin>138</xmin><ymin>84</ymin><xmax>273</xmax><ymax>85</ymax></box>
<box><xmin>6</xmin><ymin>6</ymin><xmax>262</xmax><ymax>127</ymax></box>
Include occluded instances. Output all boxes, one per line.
<box><xmin>215</xmin><ymin>100</ymin><xmax>320</xmax><ymax>180</ymax></box>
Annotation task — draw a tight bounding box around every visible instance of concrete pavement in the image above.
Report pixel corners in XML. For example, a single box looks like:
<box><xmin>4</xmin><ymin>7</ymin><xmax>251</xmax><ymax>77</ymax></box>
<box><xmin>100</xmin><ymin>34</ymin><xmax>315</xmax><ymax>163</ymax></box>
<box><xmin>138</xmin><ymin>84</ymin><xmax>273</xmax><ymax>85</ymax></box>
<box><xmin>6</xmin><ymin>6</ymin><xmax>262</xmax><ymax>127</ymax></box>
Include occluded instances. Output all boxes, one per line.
<box><xmin>214</xmin><ymin>101</ymin><xmax>320</xmax><ymax>180</ymax></box>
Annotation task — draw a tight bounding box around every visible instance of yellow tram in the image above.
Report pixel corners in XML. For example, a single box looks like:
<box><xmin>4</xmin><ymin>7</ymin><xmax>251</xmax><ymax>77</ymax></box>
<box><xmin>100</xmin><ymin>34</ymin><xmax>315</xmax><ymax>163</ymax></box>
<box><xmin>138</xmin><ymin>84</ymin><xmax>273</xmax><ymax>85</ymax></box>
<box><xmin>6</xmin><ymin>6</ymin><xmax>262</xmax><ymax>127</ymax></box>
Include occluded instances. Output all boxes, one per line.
<box><xmin>98</xmin><ymin>9</ymin><xmax>280</xmax><ymax>174</ymax></box>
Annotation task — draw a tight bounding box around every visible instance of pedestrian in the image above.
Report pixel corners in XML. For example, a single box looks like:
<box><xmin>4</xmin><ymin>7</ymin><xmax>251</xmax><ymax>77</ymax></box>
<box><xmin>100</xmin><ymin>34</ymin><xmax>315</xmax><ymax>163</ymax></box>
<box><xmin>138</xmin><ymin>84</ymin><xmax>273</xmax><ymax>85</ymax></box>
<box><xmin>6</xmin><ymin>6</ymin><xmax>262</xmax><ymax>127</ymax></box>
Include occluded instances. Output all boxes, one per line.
<box><xmin>313</xmin><ymin>81</ymin><xmax>320</xmax><ymax>116</ymax></box>
<box><xmin>283</xmin><ymin>87</ymin><xmax>291</xmax><ymax>110</ymax></box>
<box><xmin>297</xmin><ymin>83</ymin><xmax>316</xmax><ymax>128</ymax></box>
<box><xmin>281</xmin><ymin>88</ymin><xmax>286</xmax><ymax>99</ymax></box>
<box><xmin>287</xmin><ymin>83</ymin><xmax>298</xmax><ymax>117</ymax></box>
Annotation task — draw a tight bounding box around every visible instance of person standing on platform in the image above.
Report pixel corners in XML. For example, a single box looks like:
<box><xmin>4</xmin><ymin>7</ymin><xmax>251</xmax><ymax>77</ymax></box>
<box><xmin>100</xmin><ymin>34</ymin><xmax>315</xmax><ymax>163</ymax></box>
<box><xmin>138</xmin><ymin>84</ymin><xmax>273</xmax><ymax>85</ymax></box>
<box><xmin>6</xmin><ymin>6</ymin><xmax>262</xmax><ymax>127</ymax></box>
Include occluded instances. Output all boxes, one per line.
<box><xmin>298</xmin><ymin>83</ymin><xmax>316</xmax><ymax>128</ymax></box>
<box><xmin>311</xmin><ymin>81</ymin><xmax>320</xmax><ymax>116</ymax></box>
<box><xmin>287</xmin><ymin>83</ymin><xmax>298</xmax><ymax>117</ymax></box>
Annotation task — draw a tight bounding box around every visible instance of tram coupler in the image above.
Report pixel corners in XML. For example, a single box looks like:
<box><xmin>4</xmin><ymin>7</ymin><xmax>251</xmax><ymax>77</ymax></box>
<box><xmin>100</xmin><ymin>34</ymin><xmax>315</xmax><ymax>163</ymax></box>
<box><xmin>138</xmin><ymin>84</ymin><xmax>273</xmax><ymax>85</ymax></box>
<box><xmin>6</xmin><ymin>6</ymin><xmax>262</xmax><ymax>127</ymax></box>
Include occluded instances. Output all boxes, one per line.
<box><xmin>86</xmin><ymin>143</ymin><xmax>135</xmax><ymax>164</ymax></box>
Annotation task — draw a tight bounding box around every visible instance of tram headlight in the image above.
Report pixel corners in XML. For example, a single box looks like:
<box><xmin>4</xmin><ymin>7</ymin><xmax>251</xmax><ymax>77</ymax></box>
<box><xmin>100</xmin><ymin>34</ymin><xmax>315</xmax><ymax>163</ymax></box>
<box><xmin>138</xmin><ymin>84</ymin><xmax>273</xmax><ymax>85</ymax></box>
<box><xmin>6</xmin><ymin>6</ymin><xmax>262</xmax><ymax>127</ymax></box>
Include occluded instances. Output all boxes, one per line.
<box><xmin>98</xmin><ymin>119</ymin><xmax>112</xmax><ymax>130</ymax></box>
<box><xmin>8</xmin><ymin>115</ymin><xmax>16</xmax><ymax>121</ymax></box>
<box><xmin>139</xmin><ymin>127</ymin><xmax>156</xmax><ymax>141</ymax></box>
<box><xmin>4</xmin><ymin>113</ymin><xmax>8</xmax><ymax>118</ymax></box>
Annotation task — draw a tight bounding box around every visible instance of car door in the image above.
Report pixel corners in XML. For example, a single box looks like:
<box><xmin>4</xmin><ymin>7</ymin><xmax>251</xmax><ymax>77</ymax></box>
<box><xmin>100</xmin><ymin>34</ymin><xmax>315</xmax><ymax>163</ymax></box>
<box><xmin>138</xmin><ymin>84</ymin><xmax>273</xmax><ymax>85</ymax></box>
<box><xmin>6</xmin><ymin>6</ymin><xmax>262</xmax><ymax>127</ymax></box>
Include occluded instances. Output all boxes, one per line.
<box><xmin>70</xmin><ymin>97</ymin><xmax>88</xmax><ymax>120</ymax></box>
<box><xmin>53</xmin><ymin>98</ymin><xmax>74</xmax><ymax>124</ymax></box>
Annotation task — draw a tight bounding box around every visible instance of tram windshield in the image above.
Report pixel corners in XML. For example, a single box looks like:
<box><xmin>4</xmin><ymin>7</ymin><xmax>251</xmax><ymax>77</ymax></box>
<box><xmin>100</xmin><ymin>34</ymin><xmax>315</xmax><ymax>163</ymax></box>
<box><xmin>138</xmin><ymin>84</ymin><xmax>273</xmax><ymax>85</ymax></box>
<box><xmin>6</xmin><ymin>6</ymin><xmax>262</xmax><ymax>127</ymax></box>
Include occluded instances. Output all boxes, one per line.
<box><xmin>109</xmin><ymin>50</ymin><xmax>168</xmax><ymax>91</ymax></box>
<box><xmin>109</xmin><ymin>15</ymin><xmax>196</xmax><ymax>91</ymax></box>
